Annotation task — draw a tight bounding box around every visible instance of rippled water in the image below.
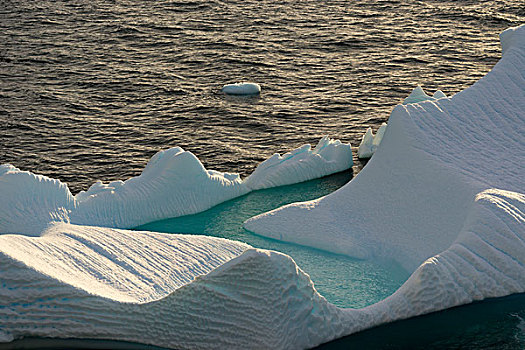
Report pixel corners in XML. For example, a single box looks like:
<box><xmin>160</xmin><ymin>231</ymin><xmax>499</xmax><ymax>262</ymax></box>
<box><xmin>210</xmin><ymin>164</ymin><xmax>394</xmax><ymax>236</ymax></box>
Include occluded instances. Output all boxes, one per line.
<box><xmin>1</xmin><ymin>0</ymin><xmax>523</xmax><ymax>193</ymax></box>
<box><xmin>2</xmin><ymin>1</ymin><xmax>525</xmax><ymax>348</ymax></box>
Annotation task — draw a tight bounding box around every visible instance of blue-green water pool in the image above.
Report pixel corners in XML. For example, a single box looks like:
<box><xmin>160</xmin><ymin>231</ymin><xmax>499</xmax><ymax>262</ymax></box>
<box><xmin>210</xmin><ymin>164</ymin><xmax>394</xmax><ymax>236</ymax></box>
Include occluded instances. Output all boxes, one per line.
<box><xmin>137</xmin><ymin>171</ymin><xmax>409</xmax><ymax>309</ymax></box>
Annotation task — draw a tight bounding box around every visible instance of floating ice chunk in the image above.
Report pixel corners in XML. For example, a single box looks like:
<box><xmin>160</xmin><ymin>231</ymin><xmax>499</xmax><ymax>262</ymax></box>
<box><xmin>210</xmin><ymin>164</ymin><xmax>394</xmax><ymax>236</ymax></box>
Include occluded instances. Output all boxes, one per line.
<box><xmin>357</xmin><ymin>123</ymin><xmax>387</xmax><ymax>159</ymax></box>
<box><xmin>245</xmin><ymin>136</ymin><xmax>353</xmax><ymax>190</ymax></box>
<box><xmin>222</xmin><ymin>82</ymin><xmax>261</xmax><ymax>95</ymax></box>
<box><xmin>1</xmin><ymin>137</ymin><xmax>352</xmax><ymax>234</ymax></box>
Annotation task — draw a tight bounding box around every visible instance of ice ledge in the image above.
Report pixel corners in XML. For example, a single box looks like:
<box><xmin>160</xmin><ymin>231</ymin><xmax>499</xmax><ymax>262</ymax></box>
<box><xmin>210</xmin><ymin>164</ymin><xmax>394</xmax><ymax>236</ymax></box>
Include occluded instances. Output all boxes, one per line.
<box><xmin>0</xmin><ymin>136</ymin><xmax>352</xmax><ymax>236</ymax></box>
<box><xmin>1</xmin><ymin>189</ymin><xmax>523</xmax><ymax>349</ymax></box>
<box><xmin>0</xmin><ymin>224</ymin><xmax>344</xmax><ymax>349</ymax></box>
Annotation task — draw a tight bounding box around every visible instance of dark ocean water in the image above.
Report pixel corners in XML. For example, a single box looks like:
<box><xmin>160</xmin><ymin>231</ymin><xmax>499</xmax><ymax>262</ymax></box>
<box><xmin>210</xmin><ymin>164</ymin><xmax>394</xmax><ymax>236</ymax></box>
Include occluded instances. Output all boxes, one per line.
<box><xmin>1</xmin><ymin>0</ymin><xmax>525</xmax><ymax>349</ymax></box>
<box><xmin>1</xmin><ymin>0</ymin><xmax>524</xmax><ymax>193</ymax></box>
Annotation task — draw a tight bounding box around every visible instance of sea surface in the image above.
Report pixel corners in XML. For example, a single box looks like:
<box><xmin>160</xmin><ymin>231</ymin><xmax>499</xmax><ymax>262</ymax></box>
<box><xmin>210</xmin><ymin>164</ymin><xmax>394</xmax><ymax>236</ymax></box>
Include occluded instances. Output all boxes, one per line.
<box><xmin>1</xmin><ymin>0</ymin><xmax>525</xmax><ymax>349</ymax></box>
<box><xmin>1</xmin><ymin>0</ymin><xmax>524</xmax><ymax>193</ymax></box>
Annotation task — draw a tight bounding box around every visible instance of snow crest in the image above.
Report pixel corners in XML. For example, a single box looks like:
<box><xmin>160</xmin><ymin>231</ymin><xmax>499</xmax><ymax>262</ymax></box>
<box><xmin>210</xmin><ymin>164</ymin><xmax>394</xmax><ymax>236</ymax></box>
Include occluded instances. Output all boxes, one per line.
<box><xmin>245</xmin><ymin>136</ymin><xmax>353</xmax><ymax>190</ymax></box>
<box><xmin>245</xmin><ymin>23</ymin><xmax>525</xmax><ymax>328</ymax></box>
<box><xmin>0</xmin><ymin>223</ymin><xmax>345</xmax><ymax>349</ymax></box>
<box><xmin>0</xmin><ymin>138</ymin><xmax>352</xmax><ymax>236</ymax></box>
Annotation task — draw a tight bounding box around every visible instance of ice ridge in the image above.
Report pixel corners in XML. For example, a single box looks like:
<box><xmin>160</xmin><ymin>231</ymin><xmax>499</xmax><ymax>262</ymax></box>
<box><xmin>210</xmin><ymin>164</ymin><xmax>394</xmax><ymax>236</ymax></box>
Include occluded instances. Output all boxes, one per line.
<box><xmin>0</xmin><ymin>137</ymin><xmax>352</xmax><ymax>235</ymax></box>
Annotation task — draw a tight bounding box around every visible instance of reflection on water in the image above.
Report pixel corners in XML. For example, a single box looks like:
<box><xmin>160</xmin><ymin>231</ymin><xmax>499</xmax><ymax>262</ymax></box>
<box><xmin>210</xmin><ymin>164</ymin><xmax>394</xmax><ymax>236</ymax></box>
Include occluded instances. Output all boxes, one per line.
<box><xmin>2</xmin><ymin>0</ymin><xmax>523</xmax><ymax>193</ymax></box>
<box><xmin>318</xmin><ymin>293</ymin><xmax>525</xmax><ymax>350</ymax></box>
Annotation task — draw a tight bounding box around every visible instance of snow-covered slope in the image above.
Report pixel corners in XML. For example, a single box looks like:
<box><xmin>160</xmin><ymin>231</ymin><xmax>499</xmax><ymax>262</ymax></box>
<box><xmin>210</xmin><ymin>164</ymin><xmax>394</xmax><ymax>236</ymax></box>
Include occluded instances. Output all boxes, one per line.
<box><xmin>0</xmin><ymin>222</ymin><xmax>346</xmax><ymax>349</ymax></box>
<box><xmin>2</xmin><ymin>189</ymin><xmax>523</xmax><ymax>349</ymax></box>
<box><xmin>0</xmin><ymin>138</ymin><xmax>352</xmax><ymax>236</ymax></box>
<box><xmin>246</xmin><ymin>25</ymin><xmax>525</xmax><ymax>303</ymax></box>
<box><xmin>357</xmin><ymin>86</ymin><xmax>448</xmax><ymax>159</ymax></box>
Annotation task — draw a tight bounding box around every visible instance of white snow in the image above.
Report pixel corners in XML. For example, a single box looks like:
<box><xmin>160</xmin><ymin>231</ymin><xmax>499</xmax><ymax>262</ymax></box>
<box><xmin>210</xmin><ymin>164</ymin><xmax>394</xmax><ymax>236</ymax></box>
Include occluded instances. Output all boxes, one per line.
<box><xmin>2</xmin><ymin>189</ymin><xmax>522</xmax><ymax>349</ymax></box>
<box><xmin>1</xmin><ymin>25</ymin><xmax>523</xmax><ymax>350</ymax></box>
<box><xmin>433</xmin><ymin>89</ymin><xmax>447</xmax><ymax>99</ymax></box>
<box><xmin>245</xmin><ymin>22</ymin><xmax>525</xmax><ymax>333</ymax></box>
<box><xmin>357</xmin><ymin>123</ymin><xmax>387</xmax><ymax>159</ymax></box>
<box><xmin>0</xmin><ymin>222</ymin><xmax>345</xmax><ymax>349</ymax></box>
<box><xmin>222</xmin><ymin>82</ymin><xmax>261</xmax><ymax>95</ymax></box>
<box><xmin>244</xmin><ymin>136</ymin><xmax>353</xmax><ymax>190</ymax></box>
<box><xmin>402</xmin><ymin>85</ymin><xmax>447</xmax><ymax>104</ymax></box>
<box><xmin>0</xmin><ymin>138</ymin><xmax>352</xmax><ymax>235</ymax></box>
<box><xmin>358</xmin><ymin>87</ymin><xmax>447</xmax><ymax>159</ymax></box>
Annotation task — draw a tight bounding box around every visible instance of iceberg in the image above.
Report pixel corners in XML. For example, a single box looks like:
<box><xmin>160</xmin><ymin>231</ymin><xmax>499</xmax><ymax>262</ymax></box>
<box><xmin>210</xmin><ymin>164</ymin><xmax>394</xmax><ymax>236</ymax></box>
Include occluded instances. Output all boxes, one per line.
<box><xmin>2</xmin><ymin>24</ymin><xmax>523</xmax><ymax>350</ymax></box>
<box><xmin>1</xmin><ymin>192</ymin><xmax>523</xmax><ymax>349</ymax></box>
<box><xmin>0</xmin><ymin>138</ymin><xmax>352</xmax><ymax>236</ymax></box>
<box><xmin>0</xmin><ymin>222</ymin><xmax>345</xmax><ymax>349</ymax></box>
<box><xmin>222</xmin><ymin>82</ymin><xmax>261</xmax><ymax>95</ymax></box>
<box><xmin>357</xmin><ymin>123</ymin><xmax>387</xmax><ymax>159</ymax></box>
<box><xmin>245</xmin><ymin>23</ymin><xmax>525</xmax><ymax>326</ymax></box>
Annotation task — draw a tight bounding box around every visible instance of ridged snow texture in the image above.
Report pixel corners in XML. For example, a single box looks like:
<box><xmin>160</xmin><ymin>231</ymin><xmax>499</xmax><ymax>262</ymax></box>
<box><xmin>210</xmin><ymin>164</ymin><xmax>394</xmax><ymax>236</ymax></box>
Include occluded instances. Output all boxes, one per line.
<box><xmin>357</xmin><ymin>86</ymin><xmax>448</xmax><ymax>159</ymax></box>
<box><xmin>244</xmin><ymin>136</ymin><xmax>353</xmax><ymax>190</ymax></box>
<box><xmin>0</xmin><ymin>137</ymin><xmax>352</xmax><ymax>235</ymax></box>
<box><xmin>0</xmin><ymin>223</ymin><xmax>345</xmax><ymax>349</ymax></box>
<box><xmin>1</xmin><ymin>191</ymin><xmax>523</xmax><ymax>349</ymax></box>
<box><xmin>245</xmin><ymin>23</ymin><xmax>525</xmax><ymax>333</ymax></box>
<box><xmin>1</xmin><ymin>26</ymin><xmax>524</xmax><ymax>350</ymax></box>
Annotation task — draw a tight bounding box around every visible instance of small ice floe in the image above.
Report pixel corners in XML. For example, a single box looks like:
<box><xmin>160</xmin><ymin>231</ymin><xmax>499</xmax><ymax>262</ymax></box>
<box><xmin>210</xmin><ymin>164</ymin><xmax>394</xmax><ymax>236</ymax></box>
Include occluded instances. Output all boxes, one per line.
<box><xmin>222</xmin><ymin>82</ymin><xmax>261</xmax><ymax>95</ymax></box>
<box><xmin>358</xmin><ymin>123</ymin><xmax>387</xmax><ymax>159</ymax></box>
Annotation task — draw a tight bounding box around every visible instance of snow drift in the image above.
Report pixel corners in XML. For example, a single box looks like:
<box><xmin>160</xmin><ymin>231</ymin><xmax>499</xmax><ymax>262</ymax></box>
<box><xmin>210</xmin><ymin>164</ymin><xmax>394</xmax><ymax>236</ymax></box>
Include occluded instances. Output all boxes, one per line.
<box><xmin>0</xmin><ymin>138</ymin><xmax>352</xmax><ymax>236</ymax></box>
<box><xmin>0</xmin><ymin>223</ymin><xmax>345</xmax><ymax>349</ymax></box>
<box><xmin>1</xmin><ymin>25</ymin><xmax>524</xmax><ymax>350</ymax></box>
<box><xmin>245</xmin><ymin>23</ymin><xmax>525</xmax><ymax>321</ymax></box>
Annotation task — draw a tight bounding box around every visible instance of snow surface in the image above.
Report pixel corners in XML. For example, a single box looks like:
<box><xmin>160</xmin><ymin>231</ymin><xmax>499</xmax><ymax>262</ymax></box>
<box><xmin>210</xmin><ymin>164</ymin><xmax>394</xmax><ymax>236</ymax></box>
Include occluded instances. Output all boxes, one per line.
<box><xmin>1</xmin><ymin>25</ymin><xmax>524</xmax><ymax>350</ymax></box>
<box><xmin>1</xmin><ymin>189</ymin><xmax>522</xmax><ymax>349</ymax></box>
<box><xmin>245</xmin><ymin>22</ymin><xmax>525</xmax><ymax>327</ymax></box>
<box><xmin>358</xmin><ymin>86</ymin><xmax>448</xmax><ymax>159</ymax></box>
<box><xmin>402</xmin><ymin>85</ymin><xmax>447</xmax><ymax>104</ymax></box>
<box><xmin>244</xmin><ymin>136</ymin><xmax>353</xmax><ymax>190</ymax></box>
<box><xmin>222</xmin><ymin>82</ymin><xmax>261</xmax><ymax>95</ymax></box>
<box><xmin>0</xmin><ymin>222</ymin><xmax>344</xmax><ymax>349</ymax></box>
<box><xmin>357</xmin><ymin>123</ymin><xmax>387</xmax><ymax>159</ymax></box>
<box><xmin>0</xmin><ymin>138</ymin><xmax>351</xmax><ymax>236</ymax></box>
